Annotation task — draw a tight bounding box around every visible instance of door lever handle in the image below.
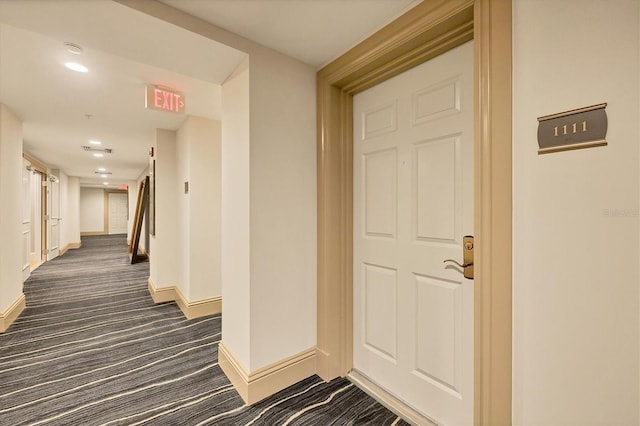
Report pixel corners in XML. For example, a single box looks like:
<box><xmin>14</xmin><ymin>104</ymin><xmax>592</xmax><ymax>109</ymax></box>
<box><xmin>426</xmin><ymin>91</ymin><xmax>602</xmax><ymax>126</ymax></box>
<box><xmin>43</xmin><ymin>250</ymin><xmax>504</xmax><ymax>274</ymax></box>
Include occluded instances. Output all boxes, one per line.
<box><xmin>443</xmin><ymin>259</ymin><xmax>473</xmax><ymax>268</ymax></box>
<box><xmin>443</xmin><ymin>235</ymin><xmax>474</xmax><ymax>279</ymax></box>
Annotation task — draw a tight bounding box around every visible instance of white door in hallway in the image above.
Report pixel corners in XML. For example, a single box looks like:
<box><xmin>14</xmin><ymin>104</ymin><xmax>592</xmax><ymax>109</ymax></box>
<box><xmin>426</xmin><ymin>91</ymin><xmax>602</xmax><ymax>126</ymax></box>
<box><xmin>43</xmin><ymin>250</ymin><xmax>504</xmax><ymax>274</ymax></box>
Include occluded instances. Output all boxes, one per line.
<box><xmin>22</xmin><ymin>160</ymin><xmax>31</xmax><ymax>281</ymax></box>
<box><xmin>47</xmin><ymin>177</ymin><xmax>60</xmax><ymax>260</ymax></box>
<box><xmin>353</xmin><ymin>41</ymin><xmax>474</xmax><ymax>425</ymax></box>
<box><xmin>46</xmin><ymin>178</ymin><xmax>60</xmax><ymax>261</ymax></box>
<box><xmin>108</xmin><ymin>192</ymin><xmax>128</xmax><ymax>234</ymax></box>
<box><xmin>30</xmin><ymin>170</ymin><xmax>43</xmax><ymax>269</ymax></box>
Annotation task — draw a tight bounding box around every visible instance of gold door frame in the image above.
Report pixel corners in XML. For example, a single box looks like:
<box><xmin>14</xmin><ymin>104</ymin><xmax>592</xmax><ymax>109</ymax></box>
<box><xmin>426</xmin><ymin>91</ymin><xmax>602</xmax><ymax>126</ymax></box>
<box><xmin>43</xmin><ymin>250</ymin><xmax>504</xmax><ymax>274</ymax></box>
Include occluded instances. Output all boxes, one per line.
<box><xmin>315</xmin><ymin>1</ymin><xmax>513</xmax><ymax>424</ymax></box>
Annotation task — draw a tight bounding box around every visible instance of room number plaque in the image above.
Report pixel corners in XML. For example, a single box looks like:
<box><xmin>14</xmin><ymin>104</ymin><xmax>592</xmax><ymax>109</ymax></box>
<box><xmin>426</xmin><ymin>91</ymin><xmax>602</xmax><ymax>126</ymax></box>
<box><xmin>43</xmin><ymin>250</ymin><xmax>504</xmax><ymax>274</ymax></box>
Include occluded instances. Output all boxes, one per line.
<box><xmin>537</xmin><ymin>103</ymin><xmax>607</xmax><ymax>154</ymax></box>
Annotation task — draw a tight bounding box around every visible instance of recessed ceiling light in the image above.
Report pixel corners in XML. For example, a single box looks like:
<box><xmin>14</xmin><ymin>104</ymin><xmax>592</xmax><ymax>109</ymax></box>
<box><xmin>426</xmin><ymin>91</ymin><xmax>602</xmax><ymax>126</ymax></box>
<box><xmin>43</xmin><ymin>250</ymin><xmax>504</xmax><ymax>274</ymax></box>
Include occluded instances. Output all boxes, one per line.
<box><xmin>103</xmin><ymin>182</ymin><xmax>109</xmax><ymax>185</ymax></box>
<box><xmin>65</xmin><ymin>62</ymin><xmax>88</xmax><ymax>73</ymax></box>
<box><xmin>97</xmin><ymin>167</ymin><xmax>106</xmax><ymax>172</ymax></box>
<box><xmin>93</xmin><ymin>153</ymin><xmax>104</xmax><ymax>158</ymax></box>
<box><xmin>89</xmin><ymin>140</ymin><xmax>102</xmax><ymax>145</ymax></box>
<box><xmin>64</xmin><ymin>42</ymin><xmax>83</xmax><ymax>55</ymax></box>
<box><xmin>101</xmin><ymin>174</ymin><xmax>108</xmax><ymax>178</ymax></box>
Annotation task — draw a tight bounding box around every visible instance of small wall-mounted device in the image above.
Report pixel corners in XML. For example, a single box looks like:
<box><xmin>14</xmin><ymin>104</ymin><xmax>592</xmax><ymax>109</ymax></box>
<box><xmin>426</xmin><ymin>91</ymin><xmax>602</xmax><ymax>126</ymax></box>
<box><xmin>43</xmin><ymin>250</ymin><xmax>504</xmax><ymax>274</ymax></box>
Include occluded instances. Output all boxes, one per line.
<box><xmin>184</xmin><ymin>181</ymin><xmax>189</xmax><ymax>194</ymax></box>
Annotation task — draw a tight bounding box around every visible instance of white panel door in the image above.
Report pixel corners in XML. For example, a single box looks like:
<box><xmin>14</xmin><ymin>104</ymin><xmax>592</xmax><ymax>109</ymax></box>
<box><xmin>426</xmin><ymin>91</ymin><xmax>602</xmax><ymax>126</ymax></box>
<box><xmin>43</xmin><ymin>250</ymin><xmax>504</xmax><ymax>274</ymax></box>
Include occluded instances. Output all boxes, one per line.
<box><xmin>30</xmin><ymin>171</ymin><xmax>43</xmax><ymax>269</ymax></box>
<box><xmin>353</xmin><ymin>41</ymin><xmax>474</xmax><ymax>425</ymax></box>
<box><xmin>22</xmin><ymin>160</ymin><xmax>31</xmax><ymax>281</ymax></box>
<box><xmin>108</xmin><ymin>192</ymin><xmax>128</xmax><ymax>234</ymax></box>
<box><xmin>46</xmin><ymin>178</ymin><xmax>60</xmax><ymax>261</ymax></box>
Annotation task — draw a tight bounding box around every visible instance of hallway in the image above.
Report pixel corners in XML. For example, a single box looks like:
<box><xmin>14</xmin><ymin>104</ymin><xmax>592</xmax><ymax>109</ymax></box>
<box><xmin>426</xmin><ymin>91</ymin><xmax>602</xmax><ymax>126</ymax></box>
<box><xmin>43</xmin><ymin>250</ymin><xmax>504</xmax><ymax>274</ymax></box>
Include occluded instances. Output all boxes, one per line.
<box><xmin>0</xmin><ymin>236</ymin><xmax>408</xmax><ymax>425</ymax></box>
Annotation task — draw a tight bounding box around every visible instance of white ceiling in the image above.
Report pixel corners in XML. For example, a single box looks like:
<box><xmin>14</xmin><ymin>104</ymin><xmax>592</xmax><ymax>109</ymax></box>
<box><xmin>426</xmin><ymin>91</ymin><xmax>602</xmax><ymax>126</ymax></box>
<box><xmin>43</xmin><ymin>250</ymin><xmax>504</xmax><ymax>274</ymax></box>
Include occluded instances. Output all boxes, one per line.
<box><xmin>159</xmin><ymin>0</ymin><xmax>421</xmax><ymax>68</ymax></box>
<box><xmin>0</xmin><ymin>0</ymin><xmax>420</xmax><ymax>188</ymax></box>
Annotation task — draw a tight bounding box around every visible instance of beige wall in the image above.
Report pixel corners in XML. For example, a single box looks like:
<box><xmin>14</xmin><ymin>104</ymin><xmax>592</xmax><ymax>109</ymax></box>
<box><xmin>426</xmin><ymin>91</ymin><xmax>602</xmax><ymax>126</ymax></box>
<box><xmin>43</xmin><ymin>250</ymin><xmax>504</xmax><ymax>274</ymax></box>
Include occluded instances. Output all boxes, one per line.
<box><xmin>55</xmin><ymin>171</ymin><xmax>68</xmax><ymax>248</ymax></box>
<box><xmin>175</xmin><ymin>115</ymin><xmax>222</xmax><ymax>302</ymax></box>
<box><xmin>0</xmin><ymin>104</ymin><xmax>24</xmax><ymax>313</ymax></box>
<box><xmin>221</xmin><ymin>57</ymin><xmax>251</xmax><ymax>368</ymax></box>
<box><xmin>120</xmin><ymin>0</ymin><xmax>318</xmax><ymax>374</ymax></box>
<box><xmin>176</xmin><ymin>118</ymin><xmax>190</xmax><ymax>296</ymax></box>
<box><xmin>247</xmin><ymin>47</ymin><xmax>317</xmax><ymax>369</ymax></box>
<box><xmin>219</xmin><ymin>43</ymin><xmax>317</xmax><ymax>373</ymax></box>
<box><xmin>513</xmin><ymin>1</ymin><xmax>639</xmax><ymax>424</ymax></box>
<box><xmin>79</xmin><ymin>187</ymin><xmax>105</xmax><ymax>233</ymax></box>
<box><xmin>149</xmin><ymin>129</ymin><xmax>179</xmax><ymax>288</ymax></box>
<box><xmin>66</xmin><ymin>176</ymin><xmax>80</xmax><ymax>246</ymax></box>
<box><xmin>186</xmin><ymin>116</ymin><xmax>221</xmax><ymax>302</ymax></box>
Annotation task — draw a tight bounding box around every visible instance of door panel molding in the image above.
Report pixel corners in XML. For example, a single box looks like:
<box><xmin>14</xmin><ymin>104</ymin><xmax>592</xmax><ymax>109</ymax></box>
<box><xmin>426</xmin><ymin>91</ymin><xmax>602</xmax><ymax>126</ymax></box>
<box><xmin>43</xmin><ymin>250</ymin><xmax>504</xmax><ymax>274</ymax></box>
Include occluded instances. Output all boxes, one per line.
<box><xmin>315</xmin><ymin>0</ymin><xmax>512</xmax><ymax>424</ymax></box>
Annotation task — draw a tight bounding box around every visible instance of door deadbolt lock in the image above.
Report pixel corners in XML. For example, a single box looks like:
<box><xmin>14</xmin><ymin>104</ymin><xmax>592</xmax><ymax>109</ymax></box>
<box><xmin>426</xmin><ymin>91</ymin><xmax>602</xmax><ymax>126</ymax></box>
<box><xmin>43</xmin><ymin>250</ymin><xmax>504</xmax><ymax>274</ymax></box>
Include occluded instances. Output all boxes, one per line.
<box><xmin>443</xmin><ymin>235</ymin><xmax>474</xmax><ymax>280</ymax></box>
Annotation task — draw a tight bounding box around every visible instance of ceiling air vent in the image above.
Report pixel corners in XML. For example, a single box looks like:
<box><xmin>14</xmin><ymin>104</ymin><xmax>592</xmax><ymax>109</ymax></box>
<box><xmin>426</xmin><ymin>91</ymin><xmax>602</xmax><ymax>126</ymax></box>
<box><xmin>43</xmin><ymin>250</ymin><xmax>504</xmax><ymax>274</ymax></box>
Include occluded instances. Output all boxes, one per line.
<box><xmin>82</xmin><ymin>146</ymin><xmax>113</xmax><ymax>154</ymax></box>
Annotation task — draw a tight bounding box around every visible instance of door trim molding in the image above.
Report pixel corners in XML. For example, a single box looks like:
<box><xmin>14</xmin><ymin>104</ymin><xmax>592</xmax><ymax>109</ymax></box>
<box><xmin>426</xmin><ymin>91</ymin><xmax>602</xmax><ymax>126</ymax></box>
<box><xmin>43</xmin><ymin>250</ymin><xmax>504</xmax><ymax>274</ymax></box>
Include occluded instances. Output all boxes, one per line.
<box><xmin>22</xmin><ymin>152</ymin><xmax>47</xmax><ymax>174</ymax></box>
<box><xmin>315</xmin><ymin>0</ymin><xmax>512</xmax><ymax>424</ymax></box>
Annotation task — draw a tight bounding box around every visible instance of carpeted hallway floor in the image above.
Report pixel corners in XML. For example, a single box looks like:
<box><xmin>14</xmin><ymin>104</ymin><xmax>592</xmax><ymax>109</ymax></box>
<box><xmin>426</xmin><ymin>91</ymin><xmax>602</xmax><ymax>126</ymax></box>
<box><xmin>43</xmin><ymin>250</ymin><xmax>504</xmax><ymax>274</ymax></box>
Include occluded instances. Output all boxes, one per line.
<box><xmin>0</xmin><ymin>235</ymin><xmax>410</xmax><ymax>425</ymax></box>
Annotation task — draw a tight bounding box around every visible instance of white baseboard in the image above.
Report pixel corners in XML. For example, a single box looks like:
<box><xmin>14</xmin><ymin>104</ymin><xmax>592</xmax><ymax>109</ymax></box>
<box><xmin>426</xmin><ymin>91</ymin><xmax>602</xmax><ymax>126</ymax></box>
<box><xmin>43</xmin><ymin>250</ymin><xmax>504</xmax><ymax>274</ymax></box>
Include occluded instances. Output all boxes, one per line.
<box><xmin>218</xmin><ymin>342</ymin><xmax>317</xmax><ymax>405</ymax></box>
<box><xmin>147</xmin><ymin>277</ymin><xmax>221</xmax><ymax>319</ymax></box>
<box><xmin>348</xmin><ymin>370</ymin><xmax>437</xmax><ymax>426</ymax></box>
<box><xmin>0</xmin><ymin>293</ymin><xmax>25</xmax><ymax>333</ymax></box>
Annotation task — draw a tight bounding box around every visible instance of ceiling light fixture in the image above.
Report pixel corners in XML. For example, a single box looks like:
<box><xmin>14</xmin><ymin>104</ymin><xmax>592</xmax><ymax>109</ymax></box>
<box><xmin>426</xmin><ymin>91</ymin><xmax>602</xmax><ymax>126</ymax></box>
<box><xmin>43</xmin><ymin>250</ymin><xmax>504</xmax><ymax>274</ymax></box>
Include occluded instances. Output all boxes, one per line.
<box><xmin>65</xmin><ymin>62</ymin><xmax>88</xmax><ymax>73</ymax></box>
<box><xmin>89</xmin><ymin>140</ymin><xmax>102</xmax><ymax>145</ymax></box>
<box><xmin>93</xmin><ymin>153</ymin><xmax>104</xmax><ymax>158</ymax></box>
<box><xmin>103</xmin><ymin>182</ymin><xmax>109</xmax><ymax>185</ymax></box>
<box><xmin>97</xmin><ymin>167</ymin><xmax>106</xmax><ymax>172</ymax></box>
<box><xmin>101</xmin><ymin>174</ymin><xmax>108</xmax><ymax>178</ymax></box>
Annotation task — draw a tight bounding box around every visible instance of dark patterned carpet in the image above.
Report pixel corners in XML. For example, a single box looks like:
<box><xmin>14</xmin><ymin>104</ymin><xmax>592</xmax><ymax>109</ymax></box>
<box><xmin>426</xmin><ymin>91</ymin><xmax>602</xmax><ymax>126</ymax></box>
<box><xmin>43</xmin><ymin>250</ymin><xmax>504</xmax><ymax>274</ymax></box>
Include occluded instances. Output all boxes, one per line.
<box><xmin>0</xmin><ymin>235</ymin><xmax>410</xmax><ymax>425</ymax></box>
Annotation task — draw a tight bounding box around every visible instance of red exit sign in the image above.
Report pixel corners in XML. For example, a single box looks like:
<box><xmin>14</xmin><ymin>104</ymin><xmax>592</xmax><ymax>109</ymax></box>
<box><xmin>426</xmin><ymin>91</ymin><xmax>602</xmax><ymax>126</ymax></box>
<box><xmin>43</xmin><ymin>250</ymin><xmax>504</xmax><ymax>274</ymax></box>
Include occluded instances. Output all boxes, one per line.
<box><xmin>145</xmin><ymin>85</ymin><xmax>185</xmax><ymax>113</ymax></box>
